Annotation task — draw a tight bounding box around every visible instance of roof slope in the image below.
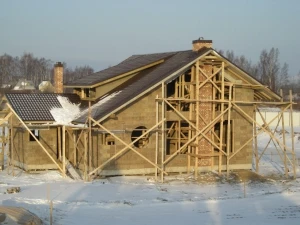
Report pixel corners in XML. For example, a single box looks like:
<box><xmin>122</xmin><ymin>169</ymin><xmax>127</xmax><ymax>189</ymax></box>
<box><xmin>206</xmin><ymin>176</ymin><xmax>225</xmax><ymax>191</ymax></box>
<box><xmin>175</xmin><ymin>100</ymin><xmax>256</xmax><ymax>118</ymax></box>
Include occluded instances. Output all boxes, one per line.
<box><xmin>74</xmin><ymin>49</ymin><xmax>210</xmax><ymax>123</ymax></box>
<box><xmin>6</xmin><ymin>93</ymin><xmax>81</xmax><ymax>122</ymax></box>
<box><xmin>65</xmin><ymin>52</ymin><xmax>177</xmax><ymax>86</ymax></box>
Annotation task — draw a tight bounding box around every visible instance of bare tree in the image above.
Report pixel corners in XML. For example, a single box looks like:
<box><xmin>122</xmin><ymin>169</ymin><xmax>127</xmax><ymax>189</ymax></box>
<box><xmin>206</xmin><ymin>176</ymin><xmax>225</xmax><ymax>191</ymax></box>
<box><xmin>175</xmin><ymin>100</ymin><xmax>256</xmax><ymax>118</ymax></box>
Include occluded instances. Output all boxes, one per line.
<box><xmin>258</xmin><ymin>48</ymin><xmax>280</xmax><ymax>91</ymax></box>
<box><xmin>277</xmin><ymin>62</ymin><xmax>289</xmax><ymax>93</ymax></box>
<box><xmin>63</xmin><ymin>64</ymin><xmax>94</xmax><ymax>83</ymax></box>
<box><xmin>0</xmin><ymin>54</ymin><xmax>15</xmax><ymax>86</ymax></box>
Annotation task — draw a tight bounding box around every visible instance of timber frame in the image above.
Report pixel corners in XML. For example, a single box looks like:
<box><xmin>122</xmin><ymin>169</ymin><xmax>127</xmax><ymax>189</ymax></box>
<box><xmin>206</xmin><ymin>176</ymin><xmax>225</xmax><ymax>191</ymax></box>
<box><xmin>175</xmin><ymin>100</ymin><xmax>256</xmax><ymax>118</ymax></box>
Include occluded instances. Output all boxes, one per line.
<box><xmin>1</xmin><ymin>50</ymin><xmax>297</xmax><ymax>182</ymax></box>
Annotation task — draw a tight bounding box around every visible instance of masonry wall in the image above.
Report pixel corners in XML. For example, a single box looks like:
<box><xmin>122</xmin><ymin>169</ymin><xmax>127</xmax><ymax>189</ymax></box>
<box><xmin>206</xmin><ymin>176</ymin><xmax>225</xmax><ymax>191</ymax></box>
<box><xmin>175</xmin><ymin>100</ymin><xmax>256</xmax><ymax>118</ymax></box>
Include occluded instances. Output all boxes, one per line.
<box><xmin>91</xmin><ymin>87</ymin><xmax>160</xmax><ymax>175</ymax></box>
<box><xmin>88</xmin><ymin>81</ymin><xmax>255</xmax><ymax>175</ymax></box>
<box><xmin>87</xmin><ymin>85</ymin><xmax>191</xmax><ymax>176</ymax></box>
<box><xmin>11</xmin><ymin>116</ymin><xmax>58</xmax><ymax>170</ymax></box>
<box><xmin>230</xmin><ymin>87</ymin><xmax>254</xmax><ymax>166</ymax></box>
<box><xmin>198</xmin><ymin>64</ymin><xmax>213</xmax><ymax>167</ymax></box>
<box><xmin>95</xmin><ymin>74</ymin><xmax>136</xmax><ymax>98</ymax></box>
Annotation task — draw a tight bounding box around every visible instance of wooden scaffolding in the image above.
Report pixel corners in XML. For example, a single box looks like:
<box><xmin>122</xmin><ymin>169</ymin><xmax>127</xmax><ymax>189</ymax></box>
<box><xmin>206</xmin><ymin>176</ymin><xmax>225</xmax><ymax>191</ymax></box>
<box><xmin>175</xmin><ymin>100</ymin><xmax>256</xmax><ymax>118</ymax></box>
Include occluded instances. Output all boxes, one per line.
<box><xmin>1</xmin><ymin>55</ymin><xmax>296</xmax><ymax>182</ymax></box>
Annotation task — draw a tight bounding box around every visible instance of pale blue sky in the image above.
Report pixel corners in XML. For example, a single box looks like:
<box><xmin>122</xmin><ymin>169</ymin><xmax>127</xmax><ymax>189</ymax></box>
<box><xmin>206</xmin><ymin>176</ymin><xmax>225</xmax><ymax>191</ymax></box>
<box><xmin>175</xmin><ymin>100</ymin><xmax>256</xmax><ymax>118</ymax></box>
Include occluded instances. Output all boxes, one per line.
<box><xmin>1</xmin><ymin>0</ymin><xmax>299</xmax><ymax>76</ymax></box>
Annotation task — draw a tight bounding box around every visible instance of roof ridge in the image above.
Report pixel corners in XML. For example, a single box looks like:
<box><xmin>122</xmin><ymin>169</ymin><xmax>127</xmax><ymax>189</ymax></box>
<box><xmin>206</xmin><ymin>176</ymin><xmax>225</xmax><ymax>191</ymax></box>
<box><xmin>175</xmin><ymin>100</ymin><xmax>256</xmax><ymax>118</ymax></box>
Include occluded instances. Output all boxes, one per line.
<box><xmin>131</xmin><ymin>49</ymin><xmax>192</xmax><ymax>57</ymax></box>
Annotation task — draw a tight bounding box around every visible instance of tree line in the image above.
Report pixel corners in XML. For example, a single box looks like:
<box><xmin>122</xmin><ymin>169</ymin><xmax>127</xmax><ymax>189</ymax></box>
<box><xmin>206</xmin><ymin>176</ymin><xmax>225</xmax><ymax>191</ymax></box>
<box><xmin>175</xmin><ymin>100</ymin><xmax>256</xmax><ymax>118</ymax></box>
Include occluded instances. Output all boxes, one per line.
<box><xmin>218</xmin><ymin>48</ymin><xmax>294</xmax><ymax>95</ymax></box>
<box><xmin>0</xmin><ymin>49</ymin><xmax>298</xmax><ymax>96</ymax></box>
<box><xmin>0</xmin><ymin>53</ymin><xmax>94</xmax><ymax>89</ymax></box>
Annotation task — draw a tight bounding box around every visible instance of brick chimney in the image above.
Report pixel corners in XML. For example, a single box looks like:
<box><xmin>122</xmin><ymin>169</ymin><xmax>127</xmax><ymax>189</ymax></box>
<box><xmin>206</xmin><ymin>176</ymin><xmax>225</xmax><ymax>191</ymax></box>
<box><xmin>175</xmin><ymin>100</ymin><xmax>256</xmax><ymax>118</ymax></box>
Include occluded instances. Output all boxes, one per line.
<box><xmin>54</xmin><ymin>62</ymin><xmax>64</xmax><ymax>93</ymax></box>
<box><xmin>192</xmin><ymin>38</ymin><xmax>212</xmax><ymax>51</ymax></box>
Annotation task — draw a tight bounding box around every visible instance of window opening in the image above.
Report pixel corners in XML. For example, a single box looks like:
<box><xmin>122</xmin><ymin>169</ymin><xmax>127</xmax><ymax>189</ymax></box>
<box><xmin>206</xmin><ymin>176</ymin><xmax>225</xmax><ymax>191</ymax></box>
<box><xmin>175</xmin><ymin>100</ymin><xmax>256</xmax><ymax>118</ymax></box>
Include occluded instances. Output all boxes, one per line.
<box><xmin>105</xmin><ymin>134</ymin><xmax>115</xmax><ymax>145</ymax></box>
<box><xmin>29</xmin><ymin>129</ymin><xmax>40</xmax><ymax>141</ymax></box>
<box><xmin>131</xmin><ymin>126</ymin><xmax>149</xmax><ymax>148</ymax></box>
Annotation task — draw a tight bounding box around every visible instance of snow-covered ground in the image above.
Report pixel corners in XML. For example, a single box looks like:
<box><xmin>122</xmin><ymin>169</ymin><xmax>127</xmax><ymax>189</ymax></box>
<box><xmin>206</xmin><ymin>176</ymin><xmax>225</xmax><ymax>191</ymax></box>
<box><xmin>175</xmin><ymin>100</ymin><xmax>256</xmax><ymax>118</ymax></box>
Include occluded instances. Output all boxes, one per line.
<box><xmin>0</xmin><ymin>127</ymin><xmax>300</xmax><ymax>225</ymax></box>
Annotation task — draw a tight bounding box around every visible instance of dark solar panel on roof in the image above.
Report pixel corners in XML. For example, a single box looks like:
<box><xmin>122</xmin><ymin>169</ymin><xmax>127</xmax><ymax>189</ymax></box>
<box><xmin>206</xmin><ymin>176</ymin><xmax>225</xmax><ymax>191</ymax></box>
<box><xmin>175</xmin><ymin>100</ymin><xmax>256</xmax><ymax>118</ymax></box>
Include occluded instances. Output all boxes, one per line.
<box><xmin>6</xmin><ymin>93</ymin><xmax>81</xmax><ymax>122</ymax></box>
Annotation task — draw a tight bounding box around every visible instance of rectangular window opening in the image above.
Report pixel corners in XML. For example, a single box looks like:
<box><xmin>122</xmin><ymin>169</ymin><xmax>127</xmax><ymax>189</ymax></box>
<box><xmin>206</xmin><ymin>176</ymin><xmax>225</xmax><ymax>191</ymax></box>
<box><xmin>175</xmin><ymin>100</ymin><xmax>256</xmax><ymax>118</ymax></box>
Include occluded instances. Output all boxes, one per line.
<box><xmin>105</xmin><ymin>134</ymin><xmax>115</xmax><ymax>146</ymax></box>
<box><xmin>29</xmin><ymin>129</ymin><xmax>40</xmax><ymax>141</ymax></box>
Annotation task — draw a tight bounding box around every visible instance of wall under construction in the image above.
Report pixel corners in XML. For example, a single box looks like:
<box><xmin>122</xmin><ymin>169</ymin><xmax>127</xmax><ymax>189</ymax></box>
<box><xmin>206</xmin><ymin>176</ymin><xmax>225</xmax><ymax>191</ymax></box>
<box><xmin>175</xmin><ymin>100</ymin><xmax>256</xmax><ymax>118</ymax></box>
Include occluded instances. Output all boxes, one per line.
<box><xmin>3</xmin><ymin>50</ymin><xmax>296</xmax><ymax>181</ymax></box>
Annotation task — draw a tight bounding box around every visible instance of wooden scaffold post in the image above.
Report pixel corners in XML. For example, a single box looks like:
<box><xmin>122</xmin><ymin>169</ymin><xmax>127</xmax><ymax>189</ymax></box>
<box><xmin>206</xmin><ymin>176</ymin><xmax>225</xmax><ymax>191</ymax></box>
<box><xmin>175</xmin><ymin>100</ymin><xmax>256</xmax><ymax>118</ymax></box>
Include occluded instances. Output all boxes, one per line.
<box><xmin>88</xmin><ymin>101</ymin><xmax>92</xmax><ymax>174</ymax></box>
<box><xmin>280</xmin><ymin>89</ymin><xmax>288</xmax><ymax>177</ymax></box>
<box><xmin>62</xmin><ymin>125</ymin><xmax>66</xmax><ymax>177</ymax></box>
<box><xmin>161</xmin><ymin>82</ymin><xmax>166</xmax><ymax>182</ymax></box>
<box><xmin>254</xmin><ymin>105</ymin><xmax>259</xmax><ymax>173</ymax></box>
<box><xmin>155</xmin><ymin>95</ymin><xmax>159</xmax><ymax>180</ymax></box>
<box><xmin>289</xmin><ymin>90</ymin><xmax>296</xmax><ymax>178</ymax></box>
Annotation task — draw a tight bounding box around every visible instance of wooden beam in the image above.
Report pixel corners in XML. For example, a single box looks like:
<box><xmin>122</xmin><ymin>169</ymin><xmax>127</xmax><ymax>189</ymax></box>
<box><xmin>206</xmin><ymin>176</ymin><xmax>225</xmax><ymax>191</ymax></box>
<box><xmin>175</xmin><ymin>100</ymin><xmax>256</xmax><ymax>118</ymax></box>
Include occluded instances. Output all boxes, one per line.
<box><xmin>198</xmin><ymin>66</ymin><xmax>222</xmax><ymax>93</ymax></box>
<box><xmin>231</xmin><ymin>103</ymin><xmax>294</xmax><ymax>161</ymax></box>
<box><xmin>155</xmin><ymin>95</ymin><xmax>159</xmax><ymax>180</ymax></box>
<box><xmin>195</xmin><ymin>60</ymin><xmax>199</xmax><ymax>178</ymax></box>
<box><xmin>92</xmin><ymin>51</ymin><xmax>212</xmax><ymax>126</ymax></box>
<box><xmin>187</xmin><ymin>153</ymin><xmax>220</xmax><ymax>157</ymax></box>
<box><xmin>161</xmin><ymin>83</ymin><xmax>166</xmax><ymax>182</ymax></box>
<box><xmin>0</xmin><ymin>123</ymin><xmax>5</xmax><ymax>170</ymax></box>
<box><xmin>219</xmin><ymin>61</ymin><xmax>225</xmax><ymax>175</ymax></box>
<box><xmin>73</xmin><ymin>132</ymin><xmax>77</xmax><ymax>165</ymax></box>
<box><xmin>89</xmin><ymin>118</ymin><xmax>167</xmax><ymax>176</ymax></box>
<box><xmin>62</xmin><ymin>125</ymin><xmax>66</xmax><ymax>177</ymax></box>
<box><xmin>84</xmin><ymin>131</ymin><xmax>88</xmax><ymax>181</ymax></box>
<box><xmin>164</xmin><ymin>99</ymin><xmax>228</xmax><ymax>155</ymax></box>
<box><xmin>254</xmin><ymin>105</ymin><xmax>259</xmax><ymax>172</ymax></box>
<box><xmin>10</xmin><ymin>114</ymin><xmax>14</xmax><ymax>176</ymax></box>
<box><xmin>58</xmin><ymin>127</ymin><xmax>62</xmax><ymax>161</ymax></box>
<box><xmin>163</xmin><ymin>108</ymin><xmax>230</xmax><ymax>165</ymax></box>
<box><xmin>226</xmin><ymin>84</ymin><xmax>232</xmax><ymax>177</ymax></box>
<box><xmin>289</xmin><ymin>90</ymin><xmax>296</xmax><ymax>179</ymax></box>
<box><xmin>7</xmin><ymin>104</ymin><xmax>63</xmax><ymax>173</ymax></box>
<box><xmin>280</xmin><ymin>90</ymin><xmax>288</xmax><ymax>177</ymax></box>
<box><xmin>0</xmin><ymin>112</ymin><xmax>12</xmax><ymax>126</ymax></box>
<box><xmin>88</xmin><ymin>101</ymin><xmax>92</xmax><ymax>173</ymax></box>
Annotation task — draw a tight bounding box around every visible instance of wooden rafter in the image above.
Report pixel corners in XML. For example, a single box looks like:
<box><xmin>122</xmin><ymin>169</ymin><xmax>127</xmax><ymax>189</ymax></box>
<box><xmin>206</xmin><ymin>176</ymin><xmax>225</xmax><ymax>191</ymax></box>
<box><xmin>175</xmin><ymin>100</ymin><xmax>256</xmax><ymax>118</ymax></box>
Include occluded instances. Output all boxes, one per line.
<box><xmin>89</xmin><ymin>118</ymin><xmax>167</xmax><ymax>177</ymax></box>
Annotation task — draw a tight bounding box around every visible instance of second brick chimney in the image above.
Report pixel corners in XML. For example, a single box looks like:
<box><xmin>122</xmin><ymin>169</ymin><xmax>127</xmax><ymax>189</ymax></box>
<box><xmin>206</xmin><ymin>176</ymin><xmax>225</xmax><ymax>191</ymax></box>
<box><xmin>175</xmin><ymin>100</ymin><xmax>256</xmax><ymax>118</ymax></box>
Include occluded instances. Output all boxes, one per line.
<box><xmin>192</xmin><ymin>38</ymin><xmax>212</xmax><ymax>51</ymax></box>
<box><xmin>54</xmin><ymin>62</ymin><xmax>64</xmax><ymax>94</ymax></box>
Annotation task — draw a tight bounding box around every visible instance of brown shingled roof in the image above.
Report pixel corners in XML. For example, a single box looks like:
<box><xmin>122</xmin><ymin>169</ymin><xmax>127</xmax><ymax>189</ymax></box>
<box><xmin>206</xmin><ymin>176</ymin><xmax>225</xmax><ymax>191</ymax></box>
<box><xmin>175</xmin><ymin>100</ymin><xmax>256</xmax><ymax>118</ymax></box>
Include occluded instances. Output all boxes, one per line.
<box><xmin>65</xmin><ymin>52</ymin><xmax>175</xmax><ymax>86</ymax></box>
<box><xmin>74</xmin><ymin>49</ymin><xmax>210</xmax><ymax>123</ymax></box>
<box><xmin>65</xmin><ymin>52</ymin><xmax>177</xmax><ymax>86</ymax></box>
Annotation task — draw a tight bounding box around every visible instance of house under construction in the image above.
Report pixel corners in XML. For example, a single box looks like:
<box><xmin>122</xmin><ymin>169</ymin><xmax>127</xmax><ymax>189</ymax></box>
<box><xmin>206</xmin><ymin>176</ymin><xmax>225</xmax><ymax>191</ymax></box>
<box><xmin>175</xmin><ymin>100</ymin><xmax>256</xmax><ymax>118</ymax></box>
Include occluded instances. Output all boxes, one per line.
<box><xmin>0</xmin><ymin>39</ymin><xmax>296</xmax><ymax>181</ymax></box>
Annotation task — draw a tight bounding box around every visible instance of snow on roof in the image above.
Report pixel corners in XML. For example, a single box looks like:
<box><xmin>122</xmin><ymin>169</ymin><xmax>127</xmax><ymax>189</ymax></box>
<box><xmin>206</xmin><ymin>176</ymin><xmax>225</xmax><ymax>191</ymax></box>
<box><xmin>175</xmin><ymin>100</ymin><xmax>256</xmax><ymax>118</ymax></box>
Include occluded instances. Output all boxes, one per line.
<box><xmin>92</xmin><ymin>91</ymin><xmax>121</xmax><ymax>108</ymax></box>
<box><xmin>74</xmin><ymin>91</ymin><xmax>121</xmax><ymax>122</ymax></box>
<box><xmin>50</xmin><ymin>96</ymin><xmax>81</xmax><ymax>125</ymax></box>
<box><xmin>51</xmin><ymin>92</ymin><xmax>121</xmax><ymax>125</ymax></box>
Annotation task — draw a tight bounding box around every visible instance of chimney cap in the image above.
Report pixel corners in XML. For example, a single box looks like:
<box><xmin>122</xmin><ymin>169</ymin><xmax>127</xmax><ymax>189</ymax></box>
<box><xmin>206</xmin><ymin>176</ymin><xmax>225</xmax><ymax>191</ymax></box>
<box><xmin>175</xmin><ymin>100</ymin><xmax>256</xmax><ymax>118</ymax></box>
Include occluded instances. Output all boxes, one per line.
<box><xmin>54</xmin><ymin>62</ymin><xmax>63</xmax><ymax>67</ymax></box>
<box><xmin>192</xmin><ymin>37</ymin><xmax>212</xmax><ymax>44</ymax></box>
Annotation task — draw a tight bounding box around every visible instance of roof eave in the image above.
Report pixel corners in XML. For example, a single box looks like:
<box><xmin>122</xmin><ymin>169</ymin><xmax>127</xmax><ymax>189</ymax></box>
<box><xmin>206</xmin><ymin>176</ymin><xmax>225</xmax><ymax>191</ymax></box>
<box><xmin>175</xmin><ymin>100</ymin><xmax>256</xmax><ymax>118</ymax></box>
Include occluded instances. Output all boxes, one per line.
<box><xmin>211</xmin><ymin>50</ymin><xmax>281</xmax><ymax>101</ymax></box>
<box><xmin>64</xmin><ymin>59</ymin><xmax>166</xmax><ymax>88</ymax></box>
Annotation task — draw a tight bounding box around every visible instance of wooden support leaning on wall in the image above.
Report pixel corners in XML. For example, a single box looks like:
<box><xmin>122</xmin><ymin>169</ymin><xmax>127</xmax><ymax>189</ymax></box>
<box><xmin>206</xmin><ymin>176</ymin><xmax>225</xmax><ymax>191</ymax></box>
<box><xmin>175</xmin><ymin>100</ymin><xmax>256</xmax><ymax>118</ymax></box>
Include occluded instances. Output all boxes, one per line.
<box><xmin>195</xmin><ymin>60</ymin><xmax>200</xmax><ymax>178</ymax></box>
<box><xmin>254</xmin><ymin>105</ymin><xmax>259</xmax><ymax>173</ymax></box>
<box><xmin>226</xmin><ymin>84</ymin><xmax>232</xmax><ymax>177</ymax></box>
<box><xmin>155</xmin><ymin>95</ymin><xmax>159</xmax><ymax>180</ymax></box>
<box><xmin>233</xmin><ymin>101</ymin><xmax>296</xmax><ymax>178</ymax></box>
<box><xmin>88</xmin><ymin>118</ymin><xmax>167</xmax><ymax>177</ymax></box>
<box><xmin>219</xmin><ymin>62</ymin><xmax>225</xmax><ymax>175</ymax></box>
<box><xmin>88</xmin><ymin>101</ymin><xmax>92</xmax><ymax>175</ymax></box>
<box><xmin>0</xmin><ymin>112</ymin><xmax>12</xmax><ymax>171</ymax></box>
<box><xmin>62</xmin><ymin>125</ymin><xmax>66</xmax><ymax>177</ymax></box>
<box><xmin>161</xmin><ymin>82</ymin><xmax>166</xmax><ymax>182</ymax></box>
<box><xmin>7</xmin><ymin>104</ymin><xmax>64</xmax><ymax>173</ymax></box>
<box><xmin>10</xmin><ymin>114</ymin><xmax>14</xmax><ymax>176</ymax></box>
<box><xmin>289</xmin><ymin>90</ymin><xmax>296</xmax><ymax>178</ymax></box>
<box><xmin>280</xmin><ymin>89</ymin><xmax>288</xmax><ymax>177</ymax></box>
